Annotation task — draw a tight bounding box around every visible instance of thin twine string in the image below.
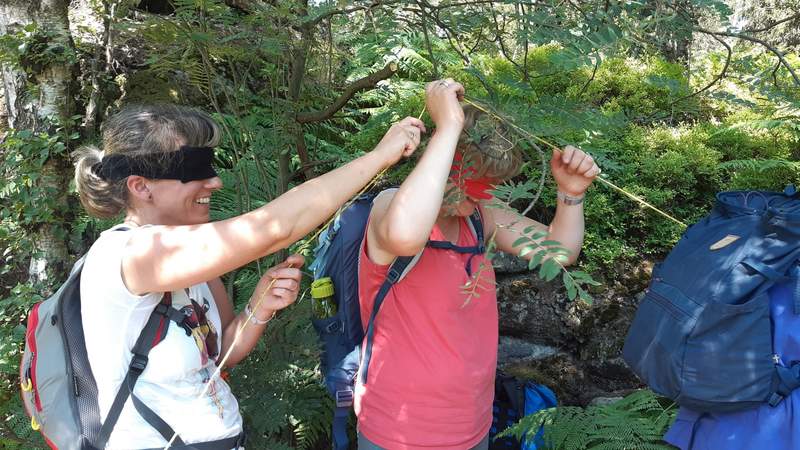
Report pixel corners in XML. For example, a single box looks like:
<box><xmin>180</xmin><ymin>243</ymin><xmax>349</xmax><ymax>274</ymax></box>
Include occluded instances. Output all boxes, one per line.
<box><xmin>162</xmin><ymin>95</ymin><xmax>683</xmax><ymax>448</ymax></box>
<box><xmin>462</xmin><ymin>98</ymin><xmax>687</xmax><ymax>228</ymax></box>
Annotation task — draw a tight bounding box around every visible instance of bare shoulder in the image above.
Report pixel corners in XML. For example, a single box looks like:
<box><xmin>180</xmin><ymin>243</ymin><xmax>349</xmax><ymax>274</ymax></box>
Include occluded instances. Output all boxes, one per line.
<box><xmin>365</xmin><ymin>189</ymin><xmax>399</xmax><ymax>265</ymax></box>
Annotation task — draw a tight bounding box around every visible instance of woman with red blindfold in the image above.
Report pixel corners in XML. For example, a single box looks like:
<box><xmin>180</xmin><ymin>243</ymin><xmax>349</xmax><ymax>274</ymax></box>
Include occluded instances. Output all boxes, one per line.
<box><xmin>355</xmin><ymin>79</ymin><xmax>600</xmax><ymax>450</ymax></box>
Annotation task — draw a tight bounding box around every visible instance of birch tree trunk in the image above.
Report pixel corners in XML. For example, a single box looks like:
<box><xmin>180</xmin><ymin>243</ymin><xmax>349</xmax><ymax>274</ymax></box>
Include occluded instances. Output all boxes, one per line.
<box><xmin>0</xmin><ymin>0</ymin><xmax>78</xmax><ymax>292</ymax></box>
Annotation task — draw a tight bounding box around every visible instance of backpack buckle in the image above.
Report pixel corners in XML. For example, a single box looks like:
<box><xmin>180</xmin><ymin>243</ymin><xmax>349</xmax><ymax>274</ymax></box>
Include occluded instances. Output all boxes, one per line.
<box><xmin>130</xmin><ymin>354</ymin><xmax>148</xmax><ymax>373</ymax></box>
<box><xmin>769</xmin><ymin>392</ymin><xmax>784</xmax><ymax>407</ymax></box>
<box><xmin>387</xmin><ymin>268</ymin><xmax>402</xmax><ymax>283</ymax></box>
<box><xmin>335</xmin><ymin>389</ymin><xmax>354</xmax><ymax>407</ymax></box>
<box><xmin>325</xmin><ymin>321</ymin><xmax>341</xmax><ymax>333</ymax></box>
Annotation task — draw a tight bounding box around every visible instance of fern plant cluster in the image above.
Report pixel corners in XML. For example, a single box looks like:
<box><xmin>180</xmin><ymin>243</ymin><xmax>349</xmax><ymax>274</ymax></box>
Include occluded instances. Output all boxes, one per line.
<box><xmin>499</xmin><ymin>390</ymin><xmax>678</xmax><ymax>450</ymax></box>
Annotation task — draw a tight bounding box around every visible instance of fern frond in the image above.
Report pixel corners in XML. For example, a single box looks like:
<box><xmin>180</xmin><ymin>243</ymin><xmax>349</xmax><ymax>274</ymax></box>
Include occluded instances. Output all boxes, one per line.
<box><xmin>501</xmin><ymin>390</ymin><xmax>677</xmax><ymax>450</ymax></box>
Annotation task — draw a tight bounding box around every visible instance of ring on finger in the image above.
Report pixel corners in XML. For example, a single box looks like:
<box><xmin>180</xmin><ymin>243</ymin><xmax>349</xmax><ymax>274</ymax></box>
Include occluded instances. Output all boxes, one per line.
<box><xmin>438</xmin><ymin>80</ymin><xmax>450</xmax><ymax>87</ymax></box>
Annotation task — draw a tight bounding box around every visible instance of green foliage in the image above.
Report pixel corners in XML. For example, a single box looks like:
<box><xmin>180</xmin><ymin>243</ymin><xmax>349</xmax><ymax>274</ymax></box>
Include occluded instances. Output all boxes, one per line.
<box><xmin>579</xmin><ymin>57</ymin><xmax>694</xmax><ymax>118</ymax></box>
<box><xmin>226</xmin><ymin>291</ymin><xmax>332</xmax><ymax>449</ymax></box>
<box><xmin>500</xmin><ymin>390</ymin><xmax>677</xmax><ymax>450</ymax></box>
<box><xmin>0</xmin><ymin>129</ymin><xmax>73</xmax><ymax>228</ymax></box>
<box><xmin>505</xmin><ymin>224</ymin><xmax>600</xmax><ymax>304</ymax></box>
<box><xmin>0</xmin><ymin>23</ymin><xmax>77</xmax><ymax>72</ymax></box>
<box><xmin>713</xmin><ymin>112</ymin><xmax>800</xmax><ymax>190</ymax></box>
<box><xmin>2</xmin><ymin>0</ymin><xmax>800</xmax><ymax>448</ymax></box>
<box><xmin>0</xmin><ymin>396</ymin><xmax>46</xmax><ymax>450</ymax></box>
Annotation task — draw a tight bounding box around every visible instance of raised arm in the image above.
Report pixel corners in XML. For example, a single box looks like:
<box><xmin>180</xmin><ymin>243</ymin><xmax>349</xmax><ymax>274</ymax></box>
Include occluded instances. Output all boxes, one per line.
<box><xmin>367</xmin><ymin>80</ymin><xmax>465</xmax><ymax>263</ymax></box>
<box><xmin>122</xmin><ymin>119</ymin><xmax>424</xmax><ymax>295</ymax></box>
<box><xmin>490</xmin><ymin>146</ymin><xmax>599</xmax><ymax>266</ymax></box>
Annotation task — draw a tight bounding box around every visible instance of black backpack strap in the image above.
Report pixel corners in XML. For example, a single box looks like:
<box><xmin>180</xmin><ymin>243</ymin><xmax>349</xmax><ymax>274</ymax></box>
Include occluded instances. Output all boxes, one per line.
<box><xmin>358</xmin><ymin>255</ymin><xmax>416</xmax><ymax>385</ymax></box>
<box><xmin>96</xmin><ymin>292</ymin><xmax>186</xmax><ymax>448</ymax></box>
<box><xmin>138</xmin><ymin>432</ymin><xmax>246</xmax><ymax>450</ymax></box>
<box><xmin>130</xmin><ymin>393</ymin><xmax>185</xmax><ymax>445</ymax></box>
<box><xmin>130</xmin><ymin>396</ymin><xmax>246</xmax><ymax>449</ymax></box>
<box><xmin>769</xmin><ymin>363</ymin><xmax>800</xmax><ymax>407</ymax></box>
<box><xmin>426</xmin><ymin>210</ymin><xmax>486</xmax><ymax>276</ymax></box>
<box><xmin>469</xmin><ymin>208</ymin><xmax>485</xmax><ymax>249</ymax></box>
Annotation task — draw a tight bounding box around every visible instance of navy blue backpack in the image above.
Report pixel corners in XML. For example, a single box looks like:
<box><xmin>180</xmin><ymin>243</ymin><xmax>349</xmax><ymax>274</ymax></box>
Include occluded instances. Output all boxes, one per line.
<box><xmin>309</xmin><ymin>190</ymin><xmax>485</xmax><ymax>450</ymax></box>
<box><xmin>623</xmin><ymin>187</ymin><xmax>800</xmax><ymax>413</ymax></box>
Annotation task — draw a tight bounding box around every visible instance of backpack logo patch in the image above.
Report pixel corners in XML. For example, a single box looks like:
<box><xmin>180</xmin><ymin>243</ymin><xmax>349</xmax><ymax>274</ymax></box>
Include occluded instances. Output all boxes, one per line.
<box><xmin>710</xmin><ymin>234</ymin><xmax>740</xmax><ymax>250</ymax></box>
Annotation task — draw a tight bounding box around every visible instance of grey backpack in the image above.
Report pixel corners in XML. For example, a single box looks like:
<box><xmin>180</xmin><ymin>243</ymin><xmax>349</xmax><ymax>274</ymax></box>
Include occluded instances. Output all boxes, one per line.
<box><xmin>20</xmin><ymin>251</ymin><xmax>246</xmax><ymax>449</ymax></box>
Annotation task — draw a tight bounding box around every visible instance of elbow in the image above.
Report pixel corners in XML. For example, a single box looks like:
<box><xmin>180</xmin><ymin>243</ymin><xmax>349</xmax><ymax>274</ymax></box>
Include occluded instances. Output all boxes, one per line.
<box><xmin>561</xmin><ymin>257</ymin><xmax>578</xmax><ymax>267</ymax></box>
<box><xmin>561</xmin><ymin>249</ymin><xmax>581</xmax><ymax>267</ymax></box>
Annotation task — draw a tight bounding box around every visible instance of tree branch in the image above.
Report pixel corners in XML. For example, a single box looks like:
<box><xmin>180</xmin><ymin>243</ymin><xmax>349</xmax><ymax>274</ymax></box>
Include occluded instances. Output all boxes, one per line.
<box><xmin>693</xmin><ymin>26</ymin><xmax>800</xmax><ymax>87</ymax></box>
<box><xmin>295</xmin><ymin>62</ymin><xmax>398</xmax><ymax>124</ymax></box>
<box><xmin>490</xmin><ymin>4</ymin><xmax>524</xmax><ymax>74</ymax></box>
<box><xmin>578</xmin><ymin>55</ymin><xmax>601</xmax><ymax>97</ymax></box>
<box><xmin>744</xmin><ymin>12</ymin><xmax>800</xmax><ymax>34</ymax></box>
<box><xmin>771</xmin><ymin>58</ymin><xmax>783</xmax><ymax>87</ymax></box>
<box><xmin>659</xmin><ymin>33</ymin><xmax>731</xmax><ymax>111</ymax></box>
<box><xmin>426</xmin><ymin>0</ymin><xmax>541</xmax><ymax>10</ymax></box>
<box><xmin>301</xmin><ymin>0</ymin><xmax>402</xmax><ymax>29</ymax></box>
<box><xmin>419</xmin><ymin>4</ymin><xmax>472</xmax><ymax>65</ymax></box>
<box><xmin>416</xmin><ymin>3</ymin><xmax>439</xmax><ymax>78</ymax></box>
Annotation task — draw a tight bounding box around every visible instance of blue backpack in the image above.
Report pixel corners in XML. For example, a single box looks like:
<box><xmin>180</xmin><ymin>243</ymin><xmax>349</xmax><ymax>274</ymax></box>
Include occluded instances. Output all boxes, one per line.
<box><xmin>309</xmin><ymin>190</ymin><xmax>485</xmax><ymax>450</ymax></box>
<box><xmin>490</xmin><ymin>372</ymin><xmax>557</xmax><ymax>450</ymax></box>
<box><xmin>623</xmin><ymin>187</ymin><xmax>800</xmax><ymax>413</ymax></box>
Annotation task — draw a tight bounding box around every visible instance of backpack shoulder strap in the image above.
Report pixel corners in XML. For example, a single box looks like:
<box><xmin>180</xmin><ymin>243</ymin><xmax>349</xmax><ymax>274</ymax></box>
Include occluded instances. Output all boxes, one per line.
<box><xmin>358</xmin><ymin>255</ymin><xmax>416</xmax><ymax>385</ymax></box>
<box><xmin>468</xmin><ymin>208</ymin><xmax>485</xmax><ymax>248</ymax></box>
<box><xmin>428</xmin><ymin>208</ymin><xmax>484</xmax><ymax>249</ymax></box>
<box><xmin>95</xmin><ymin>292</ymin><xmax>187</xmax><ymax>448</ymax></box>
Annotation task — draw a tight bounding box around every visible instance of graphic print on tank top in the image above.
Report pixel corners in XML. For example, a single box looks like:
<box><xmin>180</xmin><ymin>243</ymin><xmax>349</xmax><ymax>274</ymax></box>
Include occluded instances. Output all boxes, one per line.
<box><xmin>176</xmin><ymin>288</ymin><xmax>224</xmax><ymax>417</ymax></box>
<box><xmin>177</xmin><ymin>288</ymin><xmax>219</xmax><ymax>365</ymax></box>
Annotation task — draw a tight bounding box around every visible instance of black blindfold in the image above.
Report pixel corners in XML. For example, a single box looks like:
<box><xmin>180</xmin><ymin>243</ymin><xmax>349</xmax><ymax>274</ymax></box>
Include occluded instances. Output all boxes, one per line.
<box><xmin>92</xmin><ymin>146</ymin><xmax>218</xmax><ymax>183</ymax></box>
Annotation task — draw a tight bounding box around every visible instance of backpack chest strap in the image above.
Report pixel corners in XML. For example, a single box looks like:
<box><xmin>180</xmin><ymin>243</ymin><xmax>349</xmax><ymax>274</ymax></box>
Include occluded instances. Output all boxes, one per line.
<box><xmin>425</xmin><ymin>211</ymin><xmax>485</xmax><ymax>276</ymax></box>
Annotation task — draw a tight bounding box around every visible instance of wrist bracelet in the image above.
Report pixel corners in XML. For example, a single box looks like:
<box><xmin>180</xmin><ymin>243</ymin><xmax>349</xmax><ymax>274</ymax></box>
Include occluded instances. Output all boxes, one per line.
<box><xmin>244</xmin><ymin>302</ymin><xmax>275</xmax><ymax>325</ymax></box>
<box><xmin>557</xmin><ymin>191</ymin><xmax>585</xmax><ymax>206</ymax></box>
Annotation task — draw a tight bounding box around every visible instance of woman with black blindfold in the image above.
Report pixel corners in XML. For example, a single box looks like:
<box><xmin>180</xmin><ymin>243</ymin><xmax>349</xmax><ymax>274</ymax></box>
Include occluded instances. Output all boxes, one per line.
<box><xmin>72</xmin><ymin>104</ymin><xmax>425</xmax><ymax>448</ymax></box>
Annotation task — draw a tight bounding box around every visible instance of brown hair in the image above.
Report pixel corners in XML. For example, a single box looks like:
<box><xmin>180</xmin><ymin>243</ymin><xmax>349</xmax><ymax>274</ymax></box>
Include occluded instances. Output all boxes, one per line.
<box><xmin>73</xmin><ymin>104</ymin><xmax>221</xmax><ymax>218</ymax></box>
<box><xmin>457</xmin><ymin>105</ymin><xmax>522</xmax><ymax>181</ymax></box>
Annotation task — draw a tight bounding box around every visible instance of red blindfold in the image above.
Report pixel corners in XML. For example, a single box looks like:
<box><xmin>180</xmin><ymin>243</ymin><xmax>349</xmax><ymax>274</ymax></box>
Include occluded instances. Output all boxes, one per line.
<box><xmin>449</xmin><ymin>153</ymin><xmax>496</xmax><ymax>200</ymax></box>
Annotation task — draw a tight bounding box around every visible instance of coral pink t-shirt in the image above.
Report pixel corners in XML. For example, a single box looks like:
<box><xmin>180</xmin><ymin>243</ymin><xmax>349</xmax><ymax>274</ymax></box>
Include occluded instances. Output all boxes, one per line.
<box><xmin>355</xmin><ymin>215</ymin><xmax>498</xmax><ymax>450</ymax></box>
